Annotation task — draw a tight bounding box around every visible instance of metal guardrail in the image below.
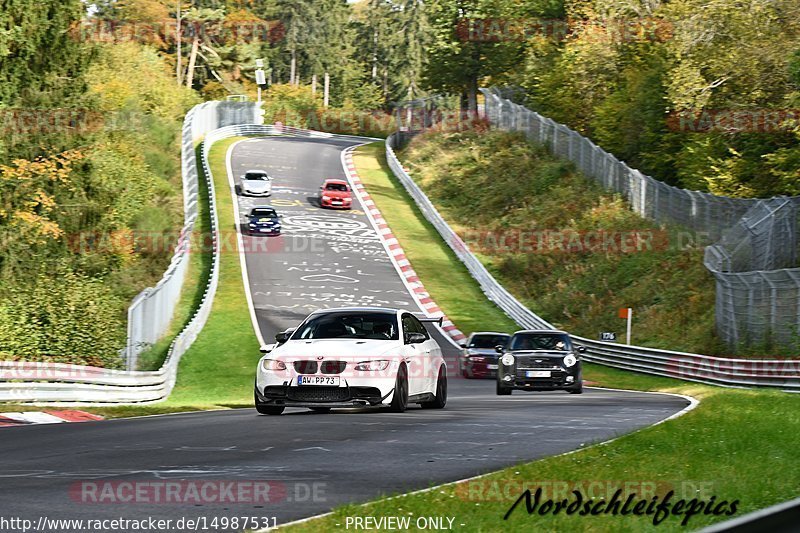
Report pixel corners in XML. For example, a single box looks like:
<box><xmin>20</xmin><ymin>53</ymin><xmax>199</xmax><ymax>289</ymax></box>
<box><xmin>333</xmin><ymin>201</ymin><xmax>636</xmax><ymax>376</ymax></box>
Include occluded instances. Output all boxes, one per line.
<box><xmin>385</xmin><ymin>133</ymin><xmax>800</xmax><ymax>391</ymax></box>
<box><xmin>0</xmin><ymin>102</ymin><xmax>260</xmax><ymax>404</ymax></box>
<box><xmin>699</xmin><ymin>496</ymin><xmax>800</xmax><ymax>532</ymax></box>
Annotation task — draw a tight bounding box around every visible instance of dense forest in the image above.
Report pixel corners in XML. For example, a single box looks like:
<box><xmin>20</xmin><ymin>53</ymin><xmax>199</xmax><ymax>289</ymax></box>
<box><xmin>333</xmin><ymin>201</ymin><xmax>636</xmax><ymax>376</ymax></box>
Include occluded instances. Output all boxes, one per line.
<box><xmin>1</xmin><ymin>0</ymin><xmax>798</xmax><ymax>366</ymax></box>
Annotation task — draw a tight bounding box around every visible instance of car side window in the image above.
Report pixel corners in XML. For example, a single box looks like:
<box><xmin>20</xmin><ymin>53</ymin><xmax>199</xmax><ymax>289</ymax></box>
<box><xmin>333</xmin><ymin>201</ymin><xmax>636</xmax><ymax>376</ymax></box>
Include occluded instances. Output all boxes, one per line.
<box><xmin>401</xmin><ymin>315</ymin><xmax>415</xmax><ymax>339</ymax></box>
<box><xmin>409</xmin><ymin>315</ymin><xmax>429</xmax><ymax>339</ymax></box>
<box><xmin>402</xmin><ymin>314</ymin><xmax>429</xmax><ymax>340</ymax></box>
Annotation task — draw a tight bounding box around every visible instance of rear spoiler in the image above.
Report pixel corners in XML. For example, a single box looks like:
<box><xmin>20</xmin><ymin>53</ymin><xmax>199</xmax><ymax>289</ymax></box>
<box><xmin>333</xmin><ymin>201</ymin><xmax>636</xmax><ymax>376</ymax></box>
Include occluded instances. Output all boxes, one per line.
<box><xmin>417</xmin><ymin>316</ymin><xmax>444</xmax><ymax>326</ymax></box>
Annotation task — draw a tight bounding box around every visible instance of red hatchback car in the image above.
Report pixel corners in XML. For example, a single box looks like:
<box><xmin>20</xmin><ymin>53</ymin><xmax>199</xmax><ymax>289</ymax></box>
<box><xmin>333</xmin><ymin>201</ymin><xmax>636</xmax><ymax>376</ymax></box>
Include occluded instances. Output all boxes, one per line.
<box><xmin>318</xmin><ymin>179</ymin><xmax>353</xmax><ymax>209</ymax></box>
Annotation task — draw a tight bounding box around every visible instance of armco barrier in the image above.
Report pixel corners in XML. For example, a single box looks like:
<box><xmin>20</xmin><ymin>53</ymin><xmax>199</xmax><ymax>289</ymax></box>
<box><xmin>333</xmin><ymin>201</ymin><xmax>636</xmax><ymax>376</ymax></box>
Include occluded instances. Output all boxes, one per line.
<box><xmin>0</xmin><ymin>103</ymin><xmax>260</xmax><ymax>404</ymax></box>
<box><xmin>385</xmin><ymin>133</ymin><xmax>800</xmax><ymax>391</ymax></box>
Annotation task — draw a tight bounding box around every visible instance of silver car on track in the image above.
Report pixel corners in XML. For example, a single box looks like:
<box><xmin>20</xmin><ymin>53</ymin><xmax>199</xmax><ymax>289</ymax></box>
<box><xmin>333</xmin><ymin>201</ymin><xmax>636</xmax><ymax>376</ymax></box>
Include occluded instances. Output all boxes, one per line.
<box><xmin>238</xmin><ymin>169</ymin><xmax>272</xmax><ymax>196</ymax></box>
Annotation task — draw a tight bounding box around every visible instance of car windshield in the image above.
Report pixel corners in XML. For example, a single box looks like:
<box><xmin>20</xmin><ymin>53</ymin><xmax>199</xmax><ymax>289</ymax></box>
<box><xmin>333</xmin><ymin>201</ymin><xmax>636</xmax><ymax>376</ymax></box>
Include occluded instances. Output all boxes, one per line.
<box><xmin>292</xmin><ymin>312</ymin><xmax>399</xmax><ymax>340</ymax></box>
<box><xmin>251</xmin><ymin>208</ymin><xmax>276</xmax><ymax>218</ymax></box>
<box><xmin>245</xmin><ymin>172</ymin><xmax>269</xmax><ymax>181</ymax></box>
<box><xmin>469</xmin><ymin>334</ymin><xmax>509</xmax><ymax>349</ymax></box>
<box><xmin>509</xmin><ymin>333</ymin><xmax>571</xmax><ymax>351</ymax></box>
<box><xmin>326</xmin><ymin>183</ymin><xmax>348</xmax><ymax>192</ymax></box>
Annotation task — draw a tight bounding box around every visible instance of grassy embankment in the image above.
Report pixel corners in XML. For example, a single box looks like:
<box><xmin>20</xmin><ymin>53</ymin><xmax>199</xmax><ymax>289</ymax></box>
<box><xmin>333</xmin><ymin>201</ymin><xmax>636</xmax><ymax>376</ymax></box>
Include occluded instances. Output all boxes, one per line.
<box><xmin>279</xmin><ymin>140</ymin><xmax>800</xmax><ymax>532</ymax></box>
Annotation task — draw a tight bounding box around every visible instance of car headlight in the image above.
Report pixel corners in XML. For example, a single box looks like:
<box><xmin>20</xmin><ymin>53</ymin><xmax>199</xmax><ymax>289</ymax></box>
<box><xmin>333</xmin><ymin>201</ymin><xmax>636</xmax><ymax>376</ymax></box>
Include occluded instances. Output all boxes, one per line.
<box><xmin>261</xmin><ymin>359</ymin><xmax>286</xmax><ymax>371</ymax></box>
<box><xmin>563</xmin><ymin>354</ymin><xmax>577</xmax><ymax>367</ymax></box>
<box><xmin>344</xmin><ymin>198</ymin><xmax>352</xmax><ymax>202</ymax></box>
<box><xmin>500</xmin><ymin>354</ymin><xmax>515</xmax><ymax>366</ymax></box>
<box><xmin>322</xmin><ymin>195</ymin><xmax>331</xmax><ymax>201</ymax></box>
<box><xmin>354</xmin><ymin>360</ymin><xmax>391</xmax><ymax>371</ymax></box>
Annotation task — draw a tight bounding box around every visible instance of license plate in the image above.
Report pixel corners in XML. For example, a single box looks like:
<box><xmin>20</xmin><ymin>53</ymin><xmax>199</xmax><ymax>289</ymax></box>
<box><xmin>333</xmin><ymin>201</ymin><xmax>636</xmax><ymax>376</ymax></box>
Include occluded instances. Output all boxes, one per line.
<box><xmin>332</xmin><ymin>201</ymin><xmax>342</xmax><ymax>205</ymax></box>
<box><xmin>259</xmin><ymin>228</ymin><xmax>272</xmax><ymax>233</ymax></box>
<box><xmin>526</xmin><ymin>370</ymin><xmax>551</xmax><ymax>378</ymax></box>
<box><xmin>298</xmin><ymin>375</ymin><xmax>340</xmax><ymax>386</ymax></box>
<box><xmin>487</xmin><ymin>364</ymin><xmax>498</xmax><ymax>370</ymax></box>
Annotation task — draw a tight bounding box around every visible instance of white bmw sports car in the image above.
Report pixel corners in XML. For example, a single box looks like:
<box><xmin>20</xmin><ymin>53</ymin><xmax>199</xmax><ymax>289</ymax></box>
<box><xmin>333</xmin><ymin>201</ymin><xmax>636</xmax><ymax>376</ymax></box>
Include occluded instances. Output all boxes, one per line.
<box><xmin>254</xmin><ymin>307</ymin><xmax>447</xmax><ymax>415</ymax></box>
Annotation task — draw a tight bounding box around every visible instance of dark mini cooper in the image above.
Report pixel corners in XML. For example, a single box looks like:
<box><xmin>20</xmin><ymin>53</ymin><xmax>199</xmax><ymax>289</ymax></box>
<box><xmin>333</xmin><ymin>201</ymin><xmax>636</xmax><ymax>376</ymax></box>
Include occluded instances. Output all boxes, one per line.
<box><xmin>245</xmin><ymin>206</ymin><xmax>282</xmax><ymax>236</ymax></box>
<box><xmin>496</xmin><ymin>330</ymin><xmax>584</xmax><ymax>395</ymax></box>
<box><xmin>459</xmin><ymin>332</ymin><xmax>511</xmax><ymax>379</ymax></box>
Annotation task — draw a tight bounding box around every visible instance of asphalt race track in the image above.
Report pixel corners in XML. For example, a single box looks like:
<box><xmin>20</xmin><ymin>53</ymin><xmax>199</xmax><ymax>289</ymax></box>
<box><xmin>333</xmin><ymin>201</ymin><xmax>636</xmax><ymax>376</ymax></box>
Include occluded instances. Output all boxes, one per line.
<box><xmin>0</xmin><ymin>134</ymin><xmax>689</xmax><ymax>530</ymax></box>
<box><xmin>229</xmin><ymin>136</ymin><xmax>458</xmax><ymax>353</ymax></box>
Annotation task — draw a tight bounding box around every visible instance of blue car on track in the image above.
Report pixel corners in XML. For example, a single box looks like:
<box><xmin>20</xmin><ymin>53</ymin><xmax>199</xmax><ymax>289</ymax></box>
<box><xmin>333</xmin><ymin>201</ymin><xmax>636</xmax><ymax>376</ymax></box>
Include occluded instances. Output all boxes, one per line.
<box><xmin>245</xmin><ymin>206</ymin><xmax>282</xmax><ymax>236</ymax></box>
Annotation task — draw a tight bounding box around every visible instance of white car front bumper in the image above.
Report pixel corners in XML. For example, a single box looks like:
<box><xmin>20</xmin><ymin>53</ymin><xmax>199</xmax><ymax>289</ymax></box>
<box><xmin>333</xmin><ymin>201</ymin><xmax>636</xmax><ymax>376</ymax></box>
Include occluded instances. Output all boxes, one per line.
<box><xmin>255</xmin><ymin>365</ymin><xmax>399</xmax><ymax>407</ymax></box>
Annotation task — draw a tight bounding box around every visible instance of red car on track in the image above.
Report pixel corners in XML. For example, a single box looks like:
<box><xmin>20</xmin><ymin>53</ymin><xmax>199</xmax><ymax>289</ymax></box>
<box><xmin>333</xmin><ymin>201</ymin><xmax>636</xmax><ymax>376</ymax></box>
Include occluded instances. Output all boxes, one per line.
<box><xmin>318</xmin><ymin>179</ymin><xmax>353</xmax><ymax>209</ymax></box>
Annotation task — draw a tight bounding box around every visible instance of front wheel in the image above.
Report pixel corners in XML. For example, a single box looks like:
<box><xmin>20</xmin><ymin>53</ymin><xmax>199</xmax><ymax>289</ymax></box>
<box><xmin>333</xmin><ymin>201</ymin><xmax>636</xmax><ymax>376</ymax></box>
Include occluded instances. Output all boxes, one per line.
<box><xmin>422</xmin><ymin>366</ymin><xmax>447</xmax><ymax>409</ymax></box>
<box><xmin>496</xmin><ymin>381</ymin><xmax>512</xmax><ymax>396</ymax></box>
<box><xmin>388</xmin><ymin>365</ymin><xmax>409</xmax><ymax>413</ymax></box>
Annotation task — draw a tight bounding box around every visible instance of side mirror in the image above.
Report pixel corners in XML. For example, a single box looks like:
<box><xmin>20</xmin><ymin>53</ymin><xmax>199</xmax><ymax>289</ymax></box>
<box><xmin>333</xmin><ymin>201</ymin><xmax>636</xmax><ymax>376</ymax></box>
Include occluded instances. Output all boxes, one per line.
<box><xmin>275</xmin><ymin>328</ymin><xmax>295</xmax><ymax>344</ymax></box>
<box><xmin>495</xmin><ymin>345</ymin><xmax>505</xmax><ymax>354</ymax></box>
<box><xmin>459</xmin><ymin>343</ymin><xmax>467</xmax><ymax>349</ymax></box>
<box><xmin>406</xmin><ymin>332</ymin><xmax>427</xmax><ymax>344</ymax></box>
<box><xmin>576</xmin><ymin>346</ymin><xmax>586</xmax><ymax>353</ymax></box>
<box><xmin>260</xmin><ymin>343</ymin><xmax>277</xmax><ymax>354</ymax></box>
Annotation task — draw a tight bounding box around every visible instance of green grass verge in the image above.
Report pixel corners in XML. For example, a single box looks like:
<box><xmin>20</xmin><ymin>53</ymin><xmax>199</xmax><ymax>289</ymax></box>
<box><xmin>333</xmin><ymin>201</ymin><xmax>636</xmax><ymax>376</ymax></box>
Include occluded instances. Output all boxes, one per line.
<box><xmin>279</xmin><ymin>141</ymin><xmax>800</xmax><ymax>532</ymax></box>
